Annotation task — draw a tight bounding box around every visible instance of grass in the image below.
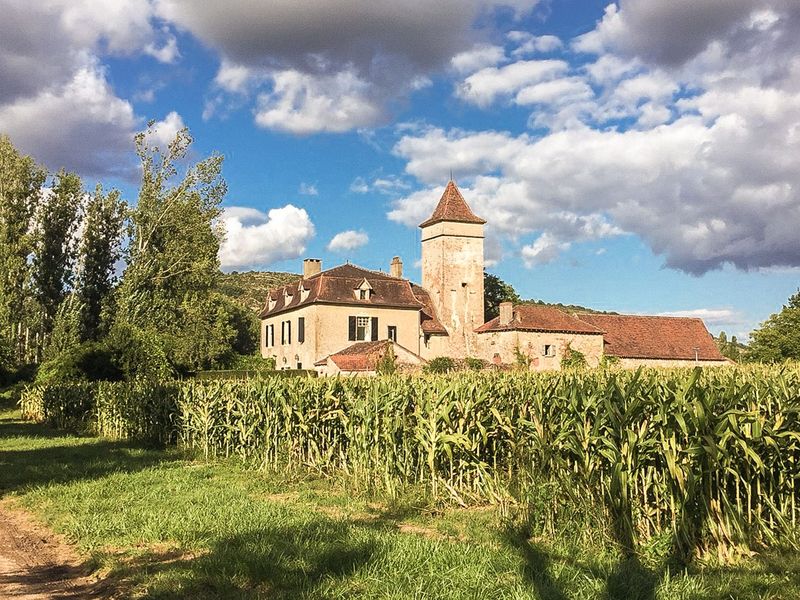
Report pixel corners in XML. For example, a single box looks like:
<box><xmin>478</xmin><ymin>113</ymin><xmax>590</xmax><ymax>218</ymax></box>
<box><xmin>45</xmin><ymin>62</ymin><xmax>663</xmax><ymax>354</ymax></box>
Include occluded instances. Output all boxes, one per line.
<box><xmin>1</xmin><ymin>392</ymin><xmax>799</xmax><ymax>599</ymax></box>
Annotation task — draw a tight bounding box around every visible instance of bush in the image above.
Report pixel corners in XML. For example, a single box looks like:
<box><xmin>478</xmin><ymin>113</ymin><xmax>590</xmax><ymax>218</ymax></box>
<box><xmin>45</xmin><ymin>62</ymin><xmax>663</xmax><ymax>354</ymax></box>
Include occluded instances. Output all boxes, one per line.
<box><xmin>35</xmin><ymin>342</ymin><xmax>123</xmax><ymax>386</ymax></box>
<box><xmin>561</xmin><ymin>344</ymin><xmax>587</xmax><ymax>369</ymax></box>
<box><xmin>424</xmin><ymin>356</ymin><xmax>456</xmax><ymax>373</ymax></box>
<box><xmin>224</xmin><ymin>353</ymin><xmax>276</xmax><ymax>371</ymax></box>
<box><xmin>104</xmin><ymin>323</ymin><xmax>174</xmax><ymax>380</ymax></box>
<box><xmin>465</xmin><ymin>357</ymin><xmax>485</xmax><ymax>371</ymax></box>
<box><xmin>376</xmin><ymin>345</ymin><xmax>397</xmax><ymax>375</ymax></box>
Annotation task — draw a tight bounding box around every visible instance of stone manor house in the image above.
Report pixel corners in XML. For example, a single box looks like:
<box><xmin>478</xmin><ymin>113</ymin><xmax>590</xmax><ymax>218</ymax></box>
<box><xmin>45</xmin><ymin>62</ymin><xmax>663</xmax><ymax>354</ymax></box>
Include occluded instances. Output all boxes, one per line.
<box><xmin>260</xmin><ymin>182</ymin><xmax>727</xmax><ymax>375</ymax></box>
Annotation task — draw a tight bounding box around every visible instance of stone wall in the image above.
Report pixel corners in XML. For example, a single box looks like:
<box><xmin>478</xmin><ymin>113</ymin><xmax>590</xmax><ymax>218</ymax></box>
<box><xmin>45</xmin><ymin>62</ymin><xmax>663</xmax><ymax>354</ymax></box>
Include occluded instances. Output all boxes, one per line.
<box><xmin>477</xmin><ymin>330</ymin><xmax>605</xmax><ymax>370</ymax></box>
<box><xmin>616</xmin><ymin>357</ymin><xmax>731</xmax><ymax>369</ymax></box>
<box><xmin>420</xmin><ymin>220</ymin><xmax>484</xmax><ymax>358</ymax></box>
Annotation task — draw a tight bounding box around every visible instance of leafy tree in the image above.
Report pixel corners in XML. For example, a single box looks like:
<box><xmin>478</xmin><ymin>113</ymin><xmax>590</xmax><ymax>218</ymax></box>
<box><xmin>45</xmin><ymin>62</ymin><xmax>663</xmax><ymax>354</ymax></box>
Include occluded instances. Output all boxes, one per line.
<box><xmin>0</xmin><ymin>136</ymin><xmax>46</xmax><ymax>358</ymax></box>
<box><xmin>561</xmin><ymin>343</ymin><xmax>587</xmax><ymax>369</ymax></box>
<box><xmin>484</xmin><ymin>272</ymin><xmax>521</xmax><ymax>320</ymax></box>
<box><xmin>74</xmin><ymin>185</ymin><xmax>126</xmax><ymax>341</ymax></box>
<box><xmin>715</xmin><ymin>331</ymin><xmax>744</xmax><ymax>362</ymax></box>
<box><xmin>168</xmin><ymin>293</ymin><xmax>239</xmax><ymax>372</ymax></box>
<box><xmin>30</xmin><ymin>170</ymin><xmax>83</xmax><ymax>344</ymax></box>
<box><xmin>116</xmin><ymin>124</ymin><xmax>226</xmax><ymax>371</ymax></box>
<box><xmin>747</xmin><ymin>290</ymin><xmax>800</xmax><ymax>363</ymax></box>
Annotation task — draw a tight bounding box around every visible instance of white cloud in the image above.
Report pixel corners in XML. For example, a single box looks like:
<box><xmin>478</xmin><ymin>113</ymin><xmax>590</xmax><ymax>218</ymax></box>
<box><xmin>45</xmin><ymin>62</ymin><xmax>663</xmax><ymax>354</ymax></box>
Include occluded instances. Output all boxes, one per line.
<box><xmin>389</xmin><ymin>105</ymin><xmax>800</xmax><ymax>273</ymax></box>
<box><xmin>521</xmin><ymin>233</ymin><xmax>570</xmax><ymax>266</ymax></box>
<box><xmin>219</xmin><ymin>205</ymin><xmax>315</xmax><ymax>269</ymax></box>
<box><xmin>142</xmin><ymin>110</ymin><xmax>185</xmax><ymax>150</ymax></box>
<box><xmin>456</xmin><ymin>59</ymin><xmax>569</xmax><ymax>107</ymax></box>
<box><xmin>451</xmin><ymin>44</ymin><xmax>506</xmax><ymax>74</ymax></box>
<box><xmin>508</xmin><ymin>31</ymin><xmax>563</xmax><ymax>56</ymax></box>
<box><xmin>255</xmin><ymin>69</ymin><xmax>382</xmax><ymax>134</ymax></box>
<box><xmin>327</xmin><ymin>229</ymin><xmax>369</xmax><ymax>252</ymax></box>
<box><xmin>350</xmin><ymin>177</ymin><xmax>370</xmax><ymax>194</ymax></box>
<box><xmin>299</xmin><ymin>182</ymin><xmax>319</xmax><ymax>196</ymax></box>
<box><xmin>350</xmin><ymin>174</ymin><xmax>410</xmax><ymax>195</ymax></box>
<box><xmin>656</xmin><ymin>308</ymin><xmax>742</xmax><ymax>327</ymax></box>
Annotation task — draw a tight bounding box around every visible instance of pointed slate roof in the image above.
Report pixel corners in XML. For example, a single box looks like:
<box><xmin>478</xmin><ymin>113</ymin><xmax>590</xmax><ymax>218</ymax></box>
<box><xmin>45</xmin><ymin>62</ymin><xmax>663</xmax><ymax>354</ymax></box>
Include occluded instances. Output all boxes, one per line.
<box><xmin>419</xmin><ymin>181</ymin><xmax>486</xmax><ymax>228</ymax></box>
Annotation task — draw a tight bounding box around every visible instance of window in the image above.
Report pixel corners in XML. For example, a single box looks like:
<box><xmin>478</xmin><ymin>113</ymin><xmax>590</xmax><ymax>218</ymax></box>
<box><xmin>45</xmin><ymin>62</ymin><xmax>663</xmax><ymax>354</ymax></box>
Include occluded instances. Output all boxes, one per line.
<box><xmin>281</xmin><ymin>321</ymin><xmax>285</xmax><ymax>345</ymax></box>
<box><xmin>359</xmin><ymin>289</ymin><xmax>367</xmax><ymax>300</ymax></box>
<box><xmin>265</xmin><ymin>324</ymin><xmax>275</xmax><ymax>348</ymax></box>
<box><xmin>298</xmin><ymin>317</ymin><xmax>305</xmax><ymax>343</ymax></box>
<box><xmin>356</xmin><ymin>316</ymin><xmax>369</xmax><ymax>341</ymax></box>
<box><xmin>543</xmin><ymin>344</ymin><xmax>555</xmax><ymax>357</ymax></box>
<box><xmin>349</xmin><ymin>316</ymin><xmax>378</xmax><ymax>341</ymax></box>
<box><xmin>286</xmin><ymin>320</ymin><xmax>291</xmax><ymax>344</ymax></box>
<box><xmin>388</xmin><ymin>325</ymin><xmax>397</xmax><ymax>342</ymax></box>
<box><xmin>296</xmin><ymin>362</ymin><xmax>302</xmax><ymax>370</ymax></box>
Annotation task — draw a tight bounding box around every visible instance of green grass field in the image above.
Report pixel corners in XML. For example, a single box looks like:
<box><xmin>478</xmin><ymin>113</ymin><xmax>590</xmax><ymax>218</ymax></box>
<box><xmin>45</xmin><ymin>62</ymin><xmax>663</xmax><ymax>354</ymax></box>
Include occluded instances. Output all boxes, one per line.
<box><xmin>1</xmin><ymin>393</ymin><xmax>798</xmax><ymax>599</ymax></box>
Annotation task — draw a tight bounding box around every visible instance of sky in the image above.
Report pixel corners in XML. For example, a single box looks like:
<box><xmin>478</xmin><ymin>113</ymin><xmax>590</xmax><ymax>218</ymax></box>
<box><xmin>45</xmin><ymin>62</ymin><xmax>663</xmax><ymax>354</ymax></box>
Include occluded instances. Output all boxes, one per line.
<box><xmin>1</xmin><ymin>0</ymin><xmax>799</xmax><ymax>339</ymax></box>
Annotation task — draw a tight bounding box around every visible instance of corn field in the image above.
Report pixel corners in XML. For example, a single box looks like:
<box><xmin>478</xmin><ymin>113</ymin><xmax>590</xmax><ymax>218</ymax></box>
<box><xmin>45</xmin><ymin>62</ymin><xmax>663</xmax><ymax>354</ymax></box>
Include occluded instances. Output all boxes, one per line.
<box><xmin>20</xmin><ymin>365</ymin><xmax>800</xmax><ymax>557</ymax></box>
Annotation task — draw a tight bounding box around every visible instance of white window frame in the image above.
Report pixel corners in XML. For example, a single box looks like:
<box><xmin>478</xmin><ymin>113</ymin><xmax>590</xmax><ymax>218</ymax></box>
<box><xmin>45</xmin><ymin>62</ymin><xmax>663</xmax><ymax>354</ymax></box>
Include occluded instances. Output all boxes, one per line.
<box><xmin>356</xmin><ymin>316</ymin><xmax>370</xmax><ymax>341</ymax></box>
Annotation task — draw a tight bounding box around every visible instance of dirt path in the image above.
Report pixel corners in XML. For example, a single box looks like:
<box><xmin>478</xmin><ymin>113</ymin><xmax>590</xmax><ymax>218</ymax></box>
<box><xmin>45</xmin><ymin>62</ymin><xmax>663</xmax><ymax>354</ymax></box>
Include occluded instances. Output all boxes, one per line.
<box><xmin>0</xmin><ymin>501</ymin><xmax>103</xmax><ymax>599</ymax></box>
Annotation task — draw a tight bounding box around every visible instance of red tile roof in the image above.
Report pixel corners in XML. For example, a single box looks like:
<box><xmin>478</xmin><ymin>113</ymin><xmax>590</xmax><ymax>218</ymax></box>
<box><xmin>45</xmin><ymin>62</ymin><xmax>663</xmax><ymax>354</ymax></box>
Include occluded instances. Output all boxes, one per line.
<box><xmin>260</xmin><ymin>264</ymin><xmax>424</xmax><ymax>318</ymax></box>
<box><xmin>476</xmin><ymin>304</ymin><xmax>603</xmax><ymax>334</ymax></box>
<box><xmin>315</xmin><ymin>340</ymin><xmax>423</xmax><ymax>372</ymax></box>
<box><xmin>575</xmin><ymin>314</ymin><xmax>725</xmax><ymax>361</ymax></box>
<box><xmin>419</xmin><ymin>181</ymin><xmax>486</xmax><ymax>228</ymax></box>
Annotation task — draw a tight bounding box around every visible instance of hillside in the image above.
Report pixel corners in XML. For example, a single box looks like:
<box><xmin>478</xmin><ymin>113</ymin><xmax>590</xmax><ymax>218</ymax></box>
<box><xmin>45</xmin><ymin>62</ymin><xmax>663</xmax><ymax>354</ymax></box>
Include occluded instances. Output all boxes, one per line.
<box><xmin>218</xmin><ymin>270</ymin><xmax>300</xmax><ymax>313</ymax></box>
<box><xmin>521</xmin><ymin>299</ymin><xmax>616</xmax><ymax>315</ymax></box>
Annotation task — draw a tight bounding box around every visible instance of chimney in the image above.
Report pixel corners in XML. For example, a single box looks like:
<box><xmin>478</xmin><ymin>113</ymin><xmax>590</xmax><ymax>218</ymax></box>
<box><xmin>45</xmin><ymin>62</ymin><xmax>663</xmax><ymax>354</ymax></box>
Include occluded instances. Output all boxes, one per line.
<box><xmin>303</xmin><ymin>258</ymin><xmax>321</xmax><ymax>278</ymax></box>
<box><xmin>499</xmin><ymin>302</ymin><xmax>513</xmax><ymax>326</ymax></box>
<box><xmin>390</xmin><ymin>256</ymin><xmax>403</xmax><ymax>278</ymax></box>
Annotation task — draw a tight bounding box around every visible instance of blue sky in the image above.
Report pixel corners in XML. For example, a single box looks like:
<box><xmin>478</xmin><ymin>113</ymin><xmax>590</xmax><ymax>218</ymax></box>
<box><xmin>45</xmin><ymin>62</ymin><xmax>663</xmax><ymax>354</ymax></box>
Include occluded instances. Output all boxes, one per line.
<box><xmin>2</xmin><ymin>0</ymin><xmax>799</xmax><ymax>339</ymax></box>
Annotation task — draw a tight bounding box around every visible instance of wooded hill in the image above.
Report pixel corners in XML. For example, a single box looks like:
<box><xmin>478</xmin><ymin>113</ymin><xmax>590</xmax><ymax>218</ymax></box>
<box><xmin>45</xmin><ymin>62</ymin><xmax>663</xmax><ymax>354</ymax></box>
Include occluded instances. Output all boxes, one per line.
<box><xmin>218</xmin><ymin>271</ymin><xmax>300</xmax><ymax>313</ymax></box>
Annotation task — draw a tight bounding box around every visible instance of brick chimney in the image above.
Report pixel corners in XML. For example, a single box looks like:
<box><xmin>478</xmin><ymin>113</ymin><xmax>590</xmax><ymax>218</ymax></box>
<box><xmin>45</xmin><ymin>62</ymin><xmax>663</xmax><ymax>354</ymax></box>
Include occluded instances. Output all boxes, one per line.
<box><xmin>390</xmin><ymin>256</ymin><xmax>403</xmax><ymax>278</ymax></box>
<box><xmin>499</xmin><ymin>302</ymin><xmax>513</xmax><ymax>326</ymax></box>
<box><xmin>303</xmin><ymin>258</ymin><xmax>321</xmax><ymax>278</ymax></box>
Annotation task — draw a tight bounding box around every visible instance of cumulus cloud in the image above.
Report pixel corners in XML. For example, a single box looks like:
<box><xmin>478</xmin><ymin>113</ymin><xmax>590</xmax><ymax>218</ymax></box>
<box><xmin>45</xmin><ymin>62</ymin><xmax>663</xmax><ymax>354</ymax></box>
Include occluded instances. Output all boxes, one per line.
<box><xmin>508</xmin><ymin>31</ymin><xmax>563</xmax><ymax>56</ymax></box>
<box><xmin>0</xmin><ymin>64</ymin><xmax>138</xmax><ymax>177</ymax></box>
<box><xmin>456</xmin><ymin>59</ymin><xmax>569</xmax><ymax>107</ymax></box>
<box><xmin>219</xmin><ymin>205</ymin><xmax>315</xmax><ymax>269</ymax></box>
<box><xmin>451</xmin><ymin>44</ymin><xmax>506</xmax><ymax>74</ymax></box>
<box><xmin>156</xmin><ymin>0</ymin><xmax>540</xmax><ymax>133</ymax></box>
<box><xmin>254</xmin><ymin>69</ymin><xmax>382</xmax><ymax>134</ymax></box>
<box><xmin>389</xmin><ymin>108</ymin><xmax>800</xmax><ymax>273</ymax></box>
<box><xmin>327</xmin><ymin>229</ymin><xmax>369</xmax><ymax>252</ymax></box>
<box><xmin>142</xmin><ymin>110</ymin><xmax>185</xmax><ymax>149</ymax></box>
<box><xmin>0</xmin><ymin>0</ymin><xmax>181</xmax><ymax>176</ymax></box>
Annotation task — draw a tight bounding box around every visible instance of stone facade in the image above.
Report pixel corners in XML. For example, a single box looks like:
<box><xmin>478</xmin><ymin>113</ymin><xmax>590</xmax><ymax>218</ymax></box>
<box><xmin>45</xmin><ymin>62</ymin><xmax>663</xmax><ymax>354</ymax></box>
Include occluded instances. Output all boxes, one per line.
<box><xmin>420</xmin><ymin>220</ymin><xmax>484</xmax><ymax>358</ymax></box>
<box><xmin>478</xmin><ymin>330</ymin><xmax>604</xmax><ymax>370</ymax></box>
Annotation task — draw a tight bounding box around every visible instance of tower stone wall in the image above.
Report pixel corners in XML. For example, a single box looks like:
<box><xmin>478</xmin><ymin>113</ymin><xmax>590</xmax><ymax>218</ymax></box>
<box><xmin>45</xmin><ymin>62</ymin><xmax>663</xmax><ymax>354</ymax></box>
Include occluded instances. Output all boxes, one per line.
<box><xmin>420</xmin><ymin>219</ymin><xmax>485</xmax><ymax>357</ymax></box>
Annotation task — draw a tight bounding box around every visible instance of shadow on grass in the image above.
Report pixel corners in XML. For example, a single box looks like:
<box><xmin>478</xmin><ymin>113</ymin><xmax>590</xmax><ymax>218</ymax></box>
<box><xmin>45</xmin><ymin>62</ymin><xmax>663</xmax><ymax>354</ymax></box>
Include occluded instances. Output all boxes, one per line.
<box><xmin>0</xmin><ymin>412</ymin><xmax>181</xmax><ymax>495</ymax></box>
<box><xmin>106</xmin><ymin>519</ymin><xmax>378</xmax><ymax>600</ymax></box>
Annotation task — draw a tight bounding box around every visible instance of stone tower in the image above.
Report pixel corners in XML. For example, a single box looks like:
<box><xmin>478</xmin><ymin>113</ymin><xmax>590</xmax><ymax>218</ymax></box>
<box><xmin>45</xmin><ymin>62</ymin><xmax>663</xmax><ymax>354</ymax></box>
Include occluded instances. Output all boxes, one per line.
<box><xmin>420</xmin><ymin>181</ymin><xmax>486</xmax><ymax>357</ymax></box>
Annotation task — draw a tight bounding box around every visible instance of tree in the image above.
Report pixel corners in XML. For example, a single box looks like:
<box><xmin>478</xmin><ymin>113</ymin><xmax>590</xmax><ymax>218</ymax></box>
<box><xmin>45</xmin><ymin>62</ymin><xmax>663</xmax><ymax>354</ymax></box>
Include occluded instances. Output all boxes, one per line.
<box><xmin>30</xmin><ymin>170</ymin><xmax>83</xmax><ymax>346</ymax></box>
<box><xmin>715</xmin><ymin>331</ymin><xmax>744</xmax><ymax>362</ymax></box>
<box><xmin>74</xmin><ymin>185</ymin><xmax>126</xmax><ymax>341</ymax></box>
<box><xmin>0</xmin><ymin>136</ymin><xmax>46</xmax><ymax>359</ymax></box>
<box><xmin>116</xmin><ymin>124</ymin><xmax>227</xmax><ymax>371</ymax></box>
<box><xmin>747</xmin><ymin>290</ymin><xmax>800</xmax><ymax>363</ymax></box>
<box><xmin>484</xmin><ymin>272</ymin><xmax>521</xmax><ymax>321</ymax></box>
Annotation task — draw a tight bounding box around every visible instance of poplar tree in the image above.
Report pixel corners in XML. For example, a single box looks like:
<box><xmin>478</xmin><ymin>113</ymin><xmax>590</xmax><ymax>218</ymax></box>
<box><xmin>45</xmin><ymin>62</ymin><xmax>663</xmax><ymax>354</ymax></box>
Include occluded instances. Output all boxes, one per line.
<box><xmin>0</xmin><ymin>136</ymin><xmax>46</xmax><ymax>359</ymax></box>
<box><xmin>30</xmin><ymin>170</ymin><xmax>83</xmax><ymax>345</ymax></box>
<box><xmin>75</xmin><ymin>185</ymin><xmax>126</xmax><ymax>341</ymax></box>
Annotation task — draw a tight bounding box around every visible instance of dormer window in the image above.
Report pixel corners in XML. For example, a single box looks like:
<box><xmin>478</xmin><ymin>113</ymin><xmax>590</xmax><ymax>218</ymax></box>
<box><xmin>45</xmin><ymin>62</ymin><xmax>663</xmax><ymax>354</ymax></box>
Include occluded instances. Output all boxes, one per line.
<box><xmin>268</xmin><ymin>296</ymin><xmax>276</xmax><ymax>311</ymax></box>
<box><xmin>298</xmin><ymin>282</ymin><xmax>310</xmax><ymax>302</ymax></box>
<box><xmin>354</xmin><ymin>278</ymin><xmax>373</xmax><ymax>301</ymax></box>
<box><xmin>284</xmin><ymin>289</ymin><xmax>293</xmax><ymax>304</ymax></box>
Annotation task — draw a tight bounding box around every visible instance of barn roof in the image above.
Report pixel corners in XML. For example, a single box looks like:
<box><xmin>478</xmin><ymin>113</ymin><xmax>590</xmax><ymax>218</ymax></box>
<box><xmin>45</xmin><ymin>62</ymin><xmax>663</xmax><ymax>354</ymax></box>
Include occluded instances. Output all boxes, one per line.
<box><xmin>314</xmin><ymin>340</ymin><xmax>424</xmax><ymax>372</ymax></box>
<box><xmin>476</xmin><ymin>304</ymin><xmax>603</xmax><ymax>335</ymax></box>
<box><xmin>575</xmin><ymin>313</ymin><xmax>725</xmax><ymax>361</ymax></box>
